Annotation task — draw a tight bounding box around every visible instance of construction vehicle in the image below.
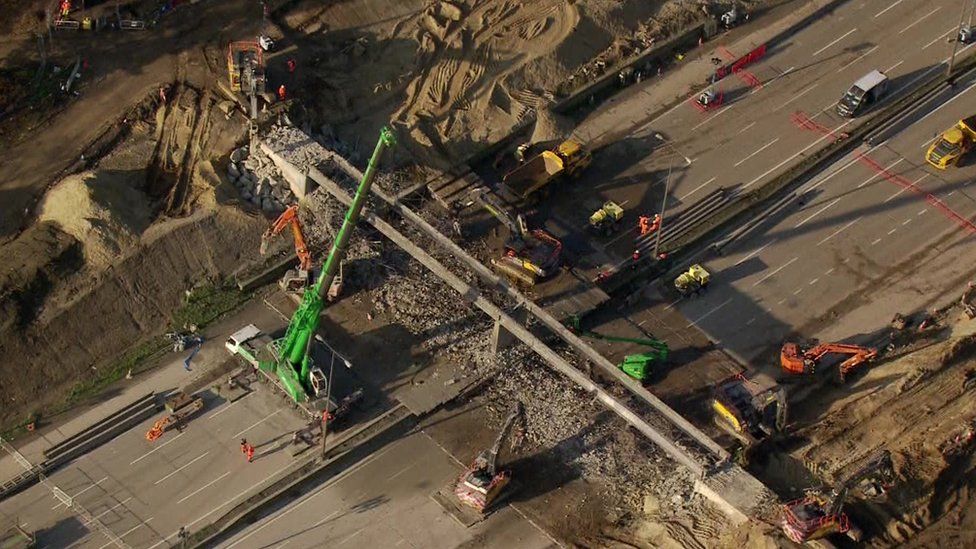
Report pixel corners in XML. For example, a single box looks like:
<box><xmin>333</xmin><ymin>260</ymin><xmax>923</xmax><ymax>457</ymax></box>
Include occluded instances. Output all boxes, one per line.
<box><xmin>227</xmin><ymin>41</ymin><xmax>267</xmax><ymax>121</ymax></box>
<box><xmin>567</xmin><ymin>315</ymin><xmax>668</xmax><ymax>381</ymax></box>
<box><xmin>712</xmin><ymin>372</ymin><xmax>787</xmax><ymax>448</ymax></box>
<box><xmin>782</xmin><ymin>450</ymin><xmax>895</xmax><ymax>543</ymax></box>
<box><xmin>469</xmin><ymin>188</ymin><xmax>562</xmax><ymax>286</ymax></box>
<box><xmin>674</xmin><ymin>264</ymin><xmax>710</xmax><ymax>296</ymax></box>
<box><xmin>260</xmin><ymin>204</ymin><xmax>319</xmax><ymax>292</ymax></box>
<box><xmin>145</xmin><ymin>391</ymin><xmax>204</xmax><ymax>442</ymax></box>
<box><xmin>588</xmin><ymin>201</ymin><xmax>624</xmax><ymax>236</ymax></box>
<box><xmin>780</xmin><ymin>341</ymin><xmax>878</xmax><ymax>382</ymax></box>
<box><xmin>926</xmin><ymin>115</ymin><xmax>976</xmax><ymax>169</ymax></box>
<box><xmin>502</xmin><ymin>139</ymin><xmax>591</xmax><ymax>201</ymax></box>
<box><xmin>0</xmin><ymin>525</ymin><xmax>35</xmax><ymax>549</ymax></box>
<box><xmin>455</xmin><ymin>402</ymin><xmax>524</xmax><ymax>512</ymax></box>
<box><xmin>226</xmin><ymin>128</ymin><xmax>394</xmax><ymax>408</ymax></box>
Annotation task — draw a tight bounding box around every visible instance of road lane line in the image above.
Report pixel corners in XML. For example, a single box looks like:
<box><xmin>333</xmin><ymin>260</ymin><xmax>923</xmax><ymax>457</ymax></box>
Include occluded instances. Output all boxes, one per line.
<box><xmin>885</xmin><ymin>174</ymin><xmax>928</xmax><ymax>202</ymax></box>
<box><xmin>691</xmin><ymin>104</ymin><xmax>732</xmax><ymax>130</ymax></box>
<box><xmin>177</xmin><ymin>471</ymin><xmax>230</xmax><ymax>504</ymax></box>
<box><xmin>208</xmin><ymin>395</ymin><xmax>251</xmax><ymax>419</ymax></box>
<box><xmin>918</xmin><ymin>208</ymin><xmax>927</xmax><ymax>216</ymax></box>
<box><xmin>813</xmin><ymin>29</ymin><xmax>857</xmax><ymax>56</ymax></box>
<box><xmin>875</xmin><ymin>0</ymin><xmax>905</xmax><ymax>17</ymax></box>
<box><xmin>743</xmin><ymin>121</ymin><xmax>853</xmax><ymax>189</ymax></box>
<box><xmin>924</xmin><ymin>26</ymin><xmax>957</xmax><ymax>49</ymax></box>
<box><xmin>884</xmin><ymin>60</ymin><xmax>904</xmax><ymax>73</ymax></box>
<box><xmin>735</xmin><ymin>138</ymin><xmax>780</xmax><ymax>167</ymax></box>
<box><xmin>809</xmin><ymin>278</ymin><xmax>819</xmax><ymax>285</ymax></box>
<box><xmin>87</xmin><ymin>497</ymin><xmax>133</xmax><ymax>524</ymax></box>
<box><xmin>737</xmin><ymin>121</ymin><xmax>757</xmax><ymax>134</ymax></box>
<box><xmin>231</xmin><ymin>409</ymin><xmax>281</xmax><ymax>439</ymax></box>
<box><xmin>825</xmin><ymin>267</ymin><xmax>835</xmax><ymax>275</ymax></box>
<box><xmin>817</xmin><ymin>218</ymin><xmax>861</xmax><ymax>246</ymax></box>
<box><xmin>752</xmin><ymin>257</ymin><xmax>799</xmax><ymax>287</ymax></box>
<box><xmin>154</xmin><ymin>452</ymin><xmax>209</xmax><ymax>485</ymax></box>
<box><xmin>98</xmin><ymin>518</ymin><xmax>152</xmax><ymax>549</ymax></box>
<box><xmin>793</xmin><ymin>288</ymin><xmax>804</xmax><ymax>295</ymax></box>
<box><xmin>746</xmin><ymin>317</ymin><xmax>757</xmax><ymax>326</ymax></box>
<box><xmin>751</xmin><ymin>66</ymin><xmax>795</xmax><ymax>94</ymax></box>
<box><xmin>947</xmin><ymin>190</ymin><xmax>956</xmax><ymax>197</ymax></box>
<box><xmin>858</xmin><ymin>158</ymin><xmax>903</xmax><ymax>188</ymax></box>
<box><xmin>888</xmin><ymin>228</ymin><xmax>898</xmax><ymax>235</ymax></box>
<box><xmin>775</xmin><ymin>84</ymin><xmax>818</xmax><ymax>111</ymax></box>
<box><xmin>920</xmin><ymin>135</ymin><xmax>938</xmax><ymax>149</ymax></box>
<box><xmin>664</xmin><ymin>297</ymin><xmax>683</xmax><ymax>311</ymax></box>
<box><xmin>387</xmin><ymin>463</ymin><xmax>416</xmax><ymax>481</ymax></box>
<box><xmin>899</xmin><ymin>7</ymin><xmax>940</xmax><ymax>33</ymax></box>
<box><xmin>687</xmin><ymin>297</ymin><xmax>733</xmax><ymax>327</ymax></box>
<box><xmin>837</xmin><ymin>45</ymin><xmax>879</xmax><ymax>72</ymax></box>
<box><xmin>679</xmin><ymin>176</ymin><xmax>717</xmax><ymax>200</ymax></box>
<box><xmin>871</xmin><ymin>237</ymin><xmax>883</xmax><ymax>245</ymax></box>
<box><xmin>52</xmin><ymin>476</ymin><xmax>109</xmax><ymax>509</ymax></box>
<box><xmin>902</xmin><ymin>218</ymin><xmax>913</xmax><ymax>225</ymax></box>
<box><xmin>777</xmin><ymin>298</ymin><xmax>787</xmax><ymax>305</ymax></box>
<box><xmin>913</xmin><ymin>78</ymin><xmax>976</xmax><ymax>127</ymax></box>
<box><xmin>805</xmin><ymin>152</ymin><xmax>867</xmax><ymax>193</ymax></box>
<box><xmin>795</xmin><ymin>197</ymin><xmax>841</xmax><ymax>228</ymax></box>
<box><xmin>338</xmin><ymin>527</ymin><xmax>367</xmax><ymax>546</ymax></box>
<box><xmin>735</xmin><ymin>241</ymin><xmax>775</xmax><ymax>266</ymax></box>
<box><xmin>130</xmin><ymin>433</ymin><xmax>185</xmax><ymax>465</ymax></box>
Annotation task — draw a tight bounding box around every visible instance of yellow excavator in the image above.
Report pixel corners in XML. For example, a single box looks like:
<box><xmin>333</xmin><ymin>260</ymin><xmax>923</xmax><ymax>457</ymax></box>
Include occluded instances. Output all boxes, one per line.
<box><xmin>712</xmin><ymin>372</ymin><xmax>787</xmax><ymax>449</ymax></box>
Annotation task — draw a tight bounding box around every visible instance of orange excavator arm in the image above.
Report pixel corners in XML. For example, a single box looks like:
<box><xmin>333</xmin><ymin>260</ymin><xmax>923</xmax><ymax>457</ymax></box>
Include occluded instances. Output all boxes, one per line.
<box><xmin>781</xmin><ymin>341</ymin><xmax>877</xmax><ymax>381</ymax></box>
<box><xmin>261</xmin><ymin>205</ymin><xmax>312</xmax><ymax>272</ymax></box>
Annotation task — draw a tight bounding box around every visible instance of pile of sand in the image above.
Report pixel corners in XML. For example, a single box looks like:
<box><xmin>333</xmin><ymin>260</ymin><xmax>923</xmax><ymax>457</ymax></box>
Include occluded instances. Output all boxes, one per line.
<box><xmin>39</xmin><ymin>170</ymin><xmax>151</xmax><ymax>269</ymax></box>
<box><xmin>530</xmin><ymin>104</ymin><xmax>576</xmax><ymax>145</ymax></box>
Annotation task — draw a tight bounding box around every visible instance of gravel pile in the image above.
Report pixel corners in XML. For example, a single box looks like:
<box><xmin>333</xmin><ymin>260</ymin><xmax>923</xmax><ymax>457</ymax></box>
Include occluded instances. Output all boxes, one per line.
<box><xmin>227</xmin><ymin>143</ymin><xmax>292</xmax><ymax>213</ymax></box>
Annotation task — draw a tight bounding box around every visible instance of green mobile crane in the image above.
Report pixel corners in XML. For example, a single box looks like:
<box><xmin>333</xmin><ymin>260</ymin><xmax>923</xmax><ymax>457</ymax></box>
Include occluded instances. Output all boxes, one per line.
<box><xmin>566</xmin><ymin>316</ymin><xmax>669</xmax><ymax>381</ymax></box>
<box><xmin>227</xmin><ymin>127</ymin><xmax>395</xmax><ymax>406</ymax></box>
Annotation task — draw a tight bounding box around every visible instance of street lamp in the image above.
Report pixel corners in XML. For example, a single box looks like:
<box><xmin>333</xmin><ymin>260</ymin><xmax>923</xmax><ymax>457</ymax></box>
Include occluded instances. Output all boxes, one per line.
<box><xmin>949</xmin><ymin>0</ymin><xmax>971</xmax><ymax>78</ymax></box>
<box><xmin>652</xmin><ymin>133</ymin><xmax>676</xmax><ymax>260</ymax></box>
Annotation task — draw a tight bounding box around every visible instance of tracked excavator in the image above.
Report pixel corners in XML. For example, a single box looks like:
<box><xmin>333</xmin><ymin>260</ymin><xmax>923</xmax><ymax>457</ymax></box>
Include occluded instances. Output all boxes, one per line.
<box><xmin>566</xmin><ymin>315</ymin><xmax>668</xmax><ymax>381</ymax></box>
<box><xmin>782</xmin><ymin>450</ymin><xmax>896</xmax><ymax>543</ymax></box>
<box><xmin>229</xmin><ymin>127</ymin><xmax>395</xmax><ymax>406</ymax></box>
<box><xmin>781</xmin><ymin>341</ymin><xmax>878</xmax><ymax>382</ymax></box>
<box><xmin>468</xmin><ymin>188</ymin><xmax>562</xmax><ymax>287</ymax></box>
<box><xmin>712</xmin><ymin>372</ymin><xmax>787</xmax><ymax>450</ymax></box>
<box><xmin>455</xmin><ymin>402</ymin><xmax>525</xmax><ymax>512</ymax></box>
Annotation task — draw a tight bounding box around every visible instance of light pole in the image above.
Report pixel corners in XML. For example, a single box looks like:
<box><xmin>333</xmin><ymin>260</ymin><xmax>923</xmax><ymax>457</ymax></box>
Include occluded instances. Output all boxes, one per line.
<box><xmin>949</xmin><ymin>0</ymin><xmax>970</xmax><ymax>78</ymax></box>
<box><xmin>652</xmin><ymin>133</ymin><xmax>688</xmax><ymax>259</ymax></box>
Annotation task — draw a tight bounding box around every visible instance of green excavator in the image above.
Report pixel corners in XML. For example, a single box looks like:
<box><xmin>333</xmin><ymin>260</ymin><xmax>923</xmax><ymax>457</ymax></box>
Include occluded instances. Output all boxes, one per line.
<box><xmin>566</xmin><ymin>316</ymin><xmax>669</xmax><ymax>381</ymax></box>
<box><xmin>240</xmin><ymin>127</ymin><xmax>395</xmax><ymax>405</ymax></box>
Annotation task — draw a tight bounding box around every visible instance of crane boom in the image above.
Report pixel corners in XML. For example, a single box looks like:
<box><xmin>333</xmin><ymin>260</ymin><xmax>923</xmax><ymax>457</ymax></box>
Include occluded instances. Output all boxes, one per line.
<box><xmin>264</xmin><ymin>127</ymin><xmax>396</xmax><ymax>404</ymax></box>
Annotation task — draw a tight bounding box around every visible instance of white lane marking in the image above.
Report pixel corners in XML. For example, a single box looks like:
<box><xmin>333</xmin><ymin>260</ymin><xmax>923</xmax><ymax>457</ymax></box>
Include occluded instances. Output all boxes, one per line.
<box><xmin>208</xmin><ymin>394</ymin><xmax>251</xmax><ymax>420</ymax></box>
<box><xmin>775</xmin><ymin>84</ymin><xmax>818</xmax><ymax>110</ymax></box>
<box><xmin>743</xmin><ymin>121</ymin><xmax>853</xmax><ymax>189</ymax></box>
<box><xmin>338</xmin><ymin>527</ymin><xmax>367</xmax><ymax>546</ymax></box>
<box><xmin>231</xmin><ymin>410</ymin><xmax>281</xmax><ymax>439</ymax></box>
<box><xmin>899</xmin><ymin>7</ymin><xmax>940</xmax><ymax>33</ymax></box>
<box><xmin>691</xmin><ymin>104</ymin><xmax>732</xmax><ymax>130</ymax></box>
<box><xmin>871</xmin><ymin>237</ymin><xmax>882</xmax><ymax>245</ymax></box>
<box><xmin>751</xmin><ymin>66</ymin><xmax>795</xmax><ymax>94</ymax></box>
<box><xmin>924</xmin><ymin>26</ymin><xmax>957</xmax><ymax>49</ymax></box>
<box><xmin>888</xmin><ymin>228</ymin><xmax>898</xmax><ymax>235</ymax></box>
<box><xmin>875</xmin><ymin>0</ymin><xmax>905</xmax><ymax>17</ymax></box>
<box><xmin>913</xmin><ymin>78</ymin><xmax>976</xmax><ymax>127</ymax></box>
<box><xmin>746</xmin><ymin>317</ymin><xmax>757</xmax><ymax>326</ymax></box>
<box><xmin>387</xmin><ymin>462</ymin><xmax>417</xmax><ymax>481</ymax></box>
<box><xmin>52</xmin><ymin>477</ymin><xmax>109</xmax><ymax>509</ymax></box>
<box><xmin>902</xmin><ymin>218</ymin><xmax>913</xmax><ymax>226</ymax></box>
<box><xmin>687</xmin><ymin>297</ymin><xmax>733</xmax><ymax>327</ymax></box>
<box><xmin>793</xmin><ymin>287</ymin><xmax>804</xmax><ymax>295</ymax></box>
<box><xmin>737</xmin><ymin>121</ymin><xmax>757</xmax><ymax>134</ymax></box>
<box><xmin>837</xmin><ymin>45</ymin><xmax>880</xmax><ymax>72</ymax></box>
<box><xmin>154</xmin><ymin>452</ymin><xmax>209</xmax><ymax>485</ymax></box>
<box><xmin>752</xmin><ymin>257</ymin><xmax>799</xmax><ymax>287</ymax></box>
<box><xmin>177</xmin><ymin>471</ymin><xmax>231</xmax><ymax>504</ymax></box>
<box><xmin>885</xmin><ymin>173</ymin><xmax>928</xmax><ymax>202</ymax></box>
<box><xmin>893</xmin><ymin>64</ymin><xmax>941</xmax><ymax>94</ymax></box>
<box><xmin>918</xmin><ymin>208</ymin><xmax>927</xmax><ymax>216</ymax></box>
<box><xmin>98</xmin><ymin>518</ymin><xmax>152</xmax><ymax>549</ymax></box>
<box><xmin>805</xmin><ymin>150</ymin><xmax>869</xmax><ymax>193</ymax></box>
<box><xmin>735</xmin><ymin>138</ymin><xmax>780</xmax><ymax>167</ymax></box>
<box><xmin>825</xmin><ymin>267</ymin><xmax>835</xmax><ymax>275</ymax></box>
<box><xmin>809</xmin><ymin>278</ymin><xmax>819</xmax><ymax>285</ymax></box>
<box><xmin>664</xmin><ymin>297</ymin><xmax>683</xmax><ymax>311</ymax></box>
<box><xmin>735</xmin><ymin>241</ymin><xmax>775</xmax><ymax>266</ymax></box>
<box><xmin>817</xmin><ymin>218</ymin><xmax>861</xmax><ymax>246</ymax></box>
<box><xmin>778</xmin><ymin>298</ymin><xmax>787</xmax><ymax>305</ymax></box>
<box><xmin>87</xmin><ymin>497</ymin><xmax>133</xmax><ymax>524</ymax></box>
<box><xmin>795</xmin><ymin>197</ymin><xmax>842</xmax><ymax>228</ymax></box>
<box><xmin>858</xmin><ymin>158</ymin><xmax>903</xmax><ymax>188</ymax></box>
<box><xmin>130</xmin><ymin>433</ymin><xmax>185</xmax><ymax>465</ymax></box>
<box><xmin>813</xmin><ymin>29</ymin><xmax>857</xmax><ymax>56</ymax></box>
<box><xmin>679</xmin><ymin>176</ymin><xmax>717</xmax><ymax>200</ymax></box>
<box><xmin>947</xmin><ymin>190</ymin><xmax>956</xmax><ymax>197</ymax></box>
<box><xmin>920</xmin><ymin>135</ymin><xmax>939</xmax><ymax>149</ymax></box>
<box><xmin>884</xmin><ymin>60</ymin><xmax>904</xmax><ymax>73</ymax></box>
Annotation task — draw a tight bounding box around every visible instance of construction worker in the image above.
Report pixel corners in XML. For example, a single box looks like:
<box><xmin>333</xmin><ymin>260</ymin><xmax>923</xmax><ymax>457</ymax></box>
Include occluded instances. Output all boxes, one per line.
<box><xmin>638</xmin><ymin>215</ymin><xmax>651</xmax><ymax>235</ymax></box>
<box><xmin>277</xmin><ymin>84</ymin><xmax>286</xmax><ymax>101</ymax></box>
<box><xmin>632</xmin><ymin>249</ymin><xmax>641</xmax><ymax>270</ymax></box>
<box><xmin>240</xmin><ymin>438</ymin><xmax>255</xmax><ymax>462</ymax></box>
<box><xmin>287</xmin><ymin>59</ymin><xmax>297</xmax><ymax>73</ymax></box>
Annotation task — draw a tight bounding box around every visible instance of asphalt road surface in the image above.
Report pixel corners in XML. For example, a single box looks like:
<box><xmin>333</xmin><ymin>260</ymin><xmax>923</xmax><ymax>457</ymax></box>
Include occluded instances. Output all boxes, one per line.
<box><xmin>673</xmin><ymin>66</ymin><xmax>976</xmax><ymax>369</ymax></box>
<box><xmin>217</xmin><ymin>429</ymin><xmax>558</xmax><ymax>549</ymax></box>
<box><xmin>567</xmin><ymin>0</ymin><xmax>974</xmax><ymax>255</ymax></box>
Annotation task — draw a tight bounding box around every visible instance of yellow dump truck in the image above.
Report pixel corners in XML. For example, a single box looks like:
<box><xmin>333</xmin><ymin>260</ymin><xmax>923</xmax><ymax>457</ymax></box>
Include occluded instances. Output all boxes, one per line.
<box><xmin>926</xmin><ymin>115</ymin><xmax>976</xmax><ymax>169</ymax></box>
<box><xmin>502</xmin><ymin>140</ymin><xmax>591</xmax><ymax>200</ymax></box>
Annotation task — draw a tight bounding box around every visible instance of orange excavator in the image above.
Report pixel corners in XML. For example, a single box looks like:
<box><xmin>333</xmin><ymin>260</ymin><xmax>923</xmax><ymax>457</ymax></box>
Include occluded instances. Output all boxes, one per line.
<box><xmin>261</xmin><ymin>205</ymin><xmax>314</xmax><ymax>292</ymax></box>
<box><xmin>781</xmin><ymin>341</ymin><xmax>878</xmax><ymax>382</ymax></box>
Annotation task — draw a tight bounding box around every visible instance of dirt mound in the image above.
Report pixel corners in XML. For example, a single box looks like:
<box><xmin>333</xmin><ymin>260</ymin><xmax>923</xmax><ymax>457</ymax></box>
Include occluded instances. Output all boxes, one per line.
<box><xmin>38</xmin><ymin>170</ymin><xmax>151</xmax><ymax>269</ymax></box>
<box><xmin>530</xmin><ymin>104</ymin><xmax>576</xmax><ymax>145</ymax></box>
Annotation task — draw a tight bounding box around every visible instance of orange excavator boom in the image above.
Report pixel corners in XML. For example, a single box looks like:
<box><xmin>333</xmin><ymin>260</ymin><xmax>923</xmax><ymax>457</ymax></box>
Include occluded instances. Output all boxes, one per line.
<box><xmin>261</xmin><ymin>204</ymin><xmax>312</xmax><ymax>272</ymax></box>
<box><xmin>781</xmin><ymin>341</ymin><xmax>877</xmax><ymax>381</ymax></box>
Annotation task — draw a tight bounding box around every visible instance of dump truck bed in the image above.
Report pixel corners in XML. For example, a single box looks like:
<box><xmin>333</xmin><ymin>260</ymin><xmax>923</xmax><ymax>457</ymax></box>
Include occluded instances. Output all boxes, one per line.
<box><xmin>961</xmin><ymin>115</ymin><xmax>976</xmax><ymax>135</ymax></box>
<box><xmin>502</xmin><ymin>151</ymin><xmax>564</xmax><ymax>198</ymax></box>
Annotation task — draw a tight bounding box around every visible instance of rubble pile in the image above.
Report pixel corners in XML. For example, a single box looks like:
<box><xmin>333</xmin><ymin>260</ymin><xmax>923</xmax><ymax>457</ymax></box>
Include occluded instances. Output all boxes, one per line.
<box><xmin>227</xmin><ymin>144</ymin><xmax>292</xmax><ymax>213</ymax></box>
